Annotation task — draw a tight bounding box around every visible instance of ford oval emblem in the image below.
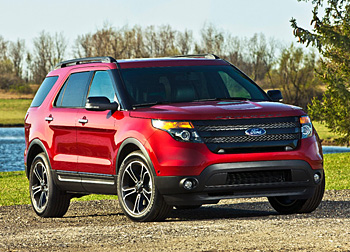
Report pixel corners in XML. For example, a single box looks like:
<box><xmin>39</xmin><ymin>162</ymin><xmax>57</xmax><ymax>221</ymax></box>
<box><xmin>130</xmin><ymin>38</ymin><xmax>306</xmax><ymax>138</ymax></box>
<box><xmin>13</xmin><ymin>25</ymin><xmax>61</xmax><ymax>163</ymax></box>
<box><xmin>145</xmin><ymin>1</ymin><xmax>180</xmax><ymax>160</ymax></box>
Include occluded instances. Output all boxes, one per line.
<box><xmin>245</xmin><ymin>128</ymin><xmax>266</xmax><ymax>136</ymax></box>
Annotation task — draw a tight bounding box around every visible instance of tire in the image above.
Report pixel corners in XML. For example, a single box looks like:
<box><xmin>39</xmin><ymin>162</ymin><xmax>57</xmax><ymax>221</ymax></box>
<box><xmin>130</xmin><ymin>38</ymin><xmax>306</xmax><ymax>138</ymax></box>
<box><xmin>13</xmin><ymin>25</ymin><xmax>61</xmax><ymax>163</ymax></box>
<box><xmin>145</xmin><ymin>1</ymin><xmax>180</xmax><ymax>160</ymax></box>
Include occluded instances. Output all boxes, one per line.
<box><xmin>117</xmin><ymin>151</ymin><xmax>172</xmax><ymax>222</ymax></box>
<box><xmin>268</xmin><ymin>173</ymin><xmax>325</xmax><ymax>214</ymax></box>
<box><xmin>29</xmin><ymin>153</ymin><xmax>70</xmax><ymax>217</ymax></box>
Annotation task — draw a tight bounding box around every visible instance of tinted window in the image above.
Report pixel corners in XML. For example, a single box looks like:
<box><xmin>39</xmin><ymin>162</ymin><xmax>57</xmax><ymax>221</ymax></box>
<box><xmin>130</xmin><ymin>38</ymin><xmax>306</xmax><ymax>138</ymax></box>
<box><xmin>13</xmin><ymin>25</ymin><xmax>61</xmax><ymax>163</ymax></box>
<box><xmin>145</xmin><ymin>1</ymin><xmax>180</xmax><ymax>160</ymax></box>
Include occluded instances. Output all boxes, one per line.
<box><xmin>120</xmin><ymin>65</ymin><xmax>269</xmax><ymax>106</ymax></box>
<box><xmin>55</xmin><ymin>72</ymin><xmax>91</xmax><ymax>108</ymax></box>
<box><xmin>218</xmin><ymin>71</ymin><xmax>251</xmax><ymax>99</ymax></box>
<box><xmin>88</xmin><ymin>71</ymin><xmax>116</xmax><ymax>103</ymax></box>
<box><xmin>30</xmin><ymin>76</ymin><xmax>58</xmax><ymax>107</ymax></box>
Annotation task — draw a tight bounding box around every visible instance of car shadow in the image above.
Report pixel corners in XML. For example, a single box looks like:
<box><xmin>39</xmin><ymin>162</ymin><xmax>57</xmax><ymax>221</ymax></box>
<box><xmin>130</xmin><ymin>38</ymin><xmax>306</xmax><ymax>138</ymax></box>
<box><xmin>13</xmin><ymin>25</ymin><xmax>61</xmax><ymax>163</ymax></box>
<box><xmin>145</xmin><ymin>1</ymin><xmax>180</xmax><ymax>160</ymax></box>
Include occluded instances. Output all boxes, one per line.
<box><xmin>167</xmin><ymin>200</ymin><xmax>350</xmax><ymax>221</ymax></box>
<box><xmin>168</xmin><ymin>201</ymin><xmax>276</xmax><ymax>221</ymax></box>
<box><xmin>61</xmin><ymin>199</ymin><xmax>350</xmax><ymax>221</ymax></box>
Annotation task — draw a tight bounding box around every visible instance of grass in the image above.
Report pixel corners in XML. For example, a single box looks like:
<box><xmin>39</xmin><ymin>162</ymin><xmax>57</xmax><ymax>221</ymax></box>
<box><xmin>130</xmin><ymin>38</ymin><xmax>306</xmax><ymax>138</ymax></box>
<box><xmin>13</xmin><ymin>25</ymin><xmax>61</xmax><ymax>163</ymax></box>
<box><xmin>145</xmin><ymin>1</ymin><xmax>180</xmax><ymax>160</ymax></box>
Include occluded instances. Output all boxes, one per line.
<box><xmin>0</xmin><ymin>153</ymin><xmax>349</xmax><ymax>206</ymax></box>
<box><xmin>0</xmin><ymin>99</ymin><xmax>32</xmax><ymax>126</ymax></box>
<box><xmin>324</xmin><ymin>153</ymin><xmax>350</xmax><ymax>190</ymax></box>
<box><xmin>0</xmin><ymin>171</ymin><xmax>116</xmax><ymax>206</ymax></box>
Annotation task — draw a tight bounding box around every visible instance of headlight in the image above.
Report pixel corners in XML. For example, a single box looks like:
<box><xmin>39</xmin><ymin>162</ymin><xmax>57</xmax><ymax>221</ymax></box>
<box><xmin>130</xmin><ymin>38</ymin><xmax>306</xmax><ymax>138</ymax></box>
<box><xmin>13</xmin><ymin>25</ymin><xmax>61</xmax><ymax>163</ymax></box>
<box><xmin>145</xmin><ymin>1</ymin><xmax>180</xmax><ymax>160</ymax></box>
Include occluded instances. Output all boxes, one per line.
<box><xmin>152</xmin><ymin>120</ymin><xmax>203</xmax><ymax>143</ymax></box>
<box><xmin>300</xmin><ymin>116</ymin><xmax>313</xmax><ymax>139</ymax></box>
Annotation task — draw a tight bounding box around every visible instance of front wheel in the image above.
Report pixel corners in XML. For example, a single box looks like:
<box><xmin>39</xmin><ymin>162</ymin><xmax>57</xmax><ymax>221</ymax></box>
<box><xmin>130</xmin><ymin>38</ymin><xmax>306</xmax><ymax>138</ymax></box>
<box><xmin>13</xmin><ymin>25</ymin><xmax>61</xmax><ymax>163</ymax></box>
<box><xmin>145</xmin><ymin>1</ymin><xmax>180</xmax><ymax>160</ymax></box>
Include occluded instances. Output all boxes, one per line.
<box><xmin>29</xmin><ymin>153</ymin><xmax>70</xmax><ymax>217</ymax></box>
<box><xmin>268</xmin><ymin>174</ymin><xmax>325</xmax><ymax>214</ymax></box>
<box><xmin>117</xmin><ymin>151</ymin><xmax>172</xmax><ymax>222</ymax></box>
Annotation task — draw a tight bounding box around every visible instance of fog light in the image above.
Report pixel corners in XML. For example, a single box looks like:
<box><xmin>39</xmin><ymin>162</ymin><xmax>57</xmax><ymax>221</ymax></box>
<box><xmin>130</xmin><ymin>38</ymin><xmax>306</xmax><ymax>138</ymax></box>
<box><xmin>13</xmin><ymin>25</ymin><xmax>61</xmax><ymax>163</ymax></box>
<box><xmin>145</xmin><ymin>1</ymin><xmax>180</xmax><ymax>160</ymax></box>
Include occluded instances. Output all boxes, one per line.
<box><xmin>314</xmin><ymin>173</ymin><xmax>321</xmax><ymax>184</ymax></box>
<box><xmin>180</xmin><ymin>178</ymin><xmax>198</xmax><ymax>190</ymax></box>
<box><xmin>184</xmin><ymin>180</ymin><xmax>193</xmax><ymax>190</ymax></box>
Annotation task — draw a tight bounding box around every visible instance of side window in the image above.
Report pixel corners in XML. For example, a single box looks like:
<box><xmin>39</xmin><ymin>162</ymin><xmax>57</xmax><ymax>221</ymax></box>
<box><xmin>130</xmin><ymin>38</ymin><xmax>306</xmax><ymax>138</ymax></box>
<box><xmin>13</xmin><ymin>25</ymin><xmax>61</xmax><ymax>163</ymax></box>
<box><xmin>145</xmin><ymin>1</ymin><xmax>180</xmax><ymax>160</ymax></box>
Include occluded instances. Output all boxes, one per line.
<box><xmin>87</xmin><ymin>71</ymin><xmax>116</xmax><ymax>103</ymax></box>
<box><xmin>218</xmin><ymin>71</ymin><xmax>251</xmax><ymax>99</ymax></box>
<box><xmin>31</xmin><ymin>76</ymin><xmax>59</xmax><ymax>107</ymax></box>
<box><xmin>55</xmin><ymin>72</ymin><xmax>91</xmax><ymax>107</ymax></box>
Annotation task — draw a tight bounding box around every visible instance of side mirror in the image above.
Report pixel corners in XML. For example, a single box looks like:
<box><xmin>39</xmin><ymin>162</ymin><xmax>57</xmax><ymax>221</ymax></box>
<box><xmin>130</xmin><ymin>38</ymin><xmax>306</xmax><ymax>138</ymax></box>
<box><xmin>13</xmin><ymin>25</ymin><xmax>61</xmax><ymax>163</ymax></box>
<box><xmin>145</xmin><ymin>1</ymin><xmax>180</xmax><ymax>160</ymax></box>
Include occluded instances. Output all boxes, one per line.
<box><xmin>267</xmin><ymin>90</ymin><xmax>283</xmax><ymax>102</ymax></box>
<box><xmin>86</xmin><ymin>96</ymin><xmax>119</xmax><ymax>111</ymax></box>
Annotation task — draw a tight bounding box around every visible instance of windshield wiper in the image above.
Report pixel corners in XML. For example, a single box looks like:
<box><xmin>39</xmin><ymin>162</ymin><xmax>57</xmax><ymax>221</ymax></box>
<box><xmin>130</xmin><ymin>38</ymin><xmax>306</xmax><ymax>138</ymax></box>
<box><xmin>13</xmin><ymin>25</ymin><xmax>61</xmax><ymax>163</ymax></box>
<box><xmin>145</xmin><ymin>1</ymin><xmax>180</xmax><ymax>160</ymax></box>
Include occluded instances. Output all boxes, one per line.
<box><xmin>132</xmin><ymin>101</ymin><xmax>170</xmax><ymax>108</ymax></box>
<box><xmin>194</xmin><ymin>97</ymin><xmax>250</xmax><ymax>102</ymax></box>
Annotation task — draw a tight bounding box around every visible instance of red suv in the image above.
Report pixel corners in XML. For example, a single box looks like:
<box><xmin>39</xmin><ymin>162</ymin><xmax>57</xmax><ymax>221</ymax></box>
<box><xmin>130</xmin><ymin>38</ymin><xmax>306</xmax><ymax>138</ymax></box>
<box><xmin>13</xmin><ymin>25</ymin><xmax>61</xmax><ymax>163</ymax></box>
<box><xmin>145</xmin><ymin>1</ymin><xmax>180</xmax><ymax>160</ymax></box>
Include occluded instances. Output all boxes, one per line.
<box><xmin>24</xmin><ymin>55</ymin><xmax>324</xmax><ymax>221</ymax></box>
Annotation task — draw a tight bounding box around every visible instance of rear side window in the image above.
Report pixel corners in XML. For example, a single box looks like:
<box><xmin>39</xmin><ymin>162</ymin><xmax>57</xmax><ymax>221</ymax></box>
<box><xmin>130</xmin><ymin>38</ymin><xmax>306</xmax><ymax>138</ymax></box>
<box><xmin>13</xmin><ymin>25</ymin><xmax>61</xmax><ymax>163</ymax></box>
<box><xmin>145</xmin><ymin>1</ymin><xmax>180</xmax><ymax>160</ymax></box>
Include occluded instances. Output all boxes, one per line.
<box><xmin>30</xmin><ymin>76</ymin><xmax>59</xmax><ymax>107</ymax></box>
<box><xmin>55</xmin><ymin>72</ymin><xmax>92</xmax><ymax>108</ymax></box>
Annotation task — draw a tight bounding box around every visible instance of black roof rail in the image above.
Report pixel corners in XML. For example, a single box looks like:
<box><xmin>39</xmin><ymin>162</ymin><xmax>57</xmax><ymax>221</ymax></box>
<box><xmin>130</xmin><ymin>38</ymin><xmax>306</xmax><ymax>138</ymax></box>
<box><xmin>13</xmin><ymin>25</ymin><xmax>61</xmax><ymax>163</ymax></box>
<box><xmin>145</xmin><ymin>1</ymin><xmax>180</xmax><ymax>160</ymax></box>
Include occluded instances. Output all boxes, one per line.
<box><xmin>172</xmin><ymin>54</ymin><xmax>221</xmax><ymax>60</ymax></box>
<box><xmin>54</xmin><ymin>56</ymin><xmax>117</xmax><ymax>69</ymax></box>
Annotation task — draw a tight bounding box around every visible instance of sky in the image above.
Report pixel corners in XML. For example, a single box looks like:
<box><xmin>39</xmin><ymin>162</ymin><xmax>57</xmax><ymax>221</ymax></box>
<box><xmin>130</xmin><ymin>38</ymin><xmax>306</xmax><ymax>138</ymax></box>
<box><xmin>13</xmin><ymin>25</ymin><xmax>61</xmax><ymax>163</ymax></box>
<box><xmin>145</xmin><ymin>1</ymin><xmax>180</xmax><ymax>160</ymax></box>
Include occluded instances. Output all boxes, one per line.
<box><xmin>0</xmin><ymin>0</ymin><xmax>315</xmax><ymax>55</ymax></box>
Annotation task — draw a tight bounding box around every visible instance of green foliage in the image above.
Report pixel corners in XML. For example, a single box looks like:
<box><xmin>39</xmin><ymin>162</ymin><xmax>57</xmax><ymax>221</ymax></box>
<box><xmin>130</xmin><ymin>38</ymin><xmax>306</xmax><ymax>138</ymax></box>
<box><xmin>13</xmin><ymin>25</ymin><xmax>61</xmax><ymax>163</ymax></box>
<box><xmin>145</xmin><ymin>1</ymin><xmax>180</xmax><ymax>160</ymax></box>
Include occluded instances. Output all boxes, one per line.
<box><xmin>291</xmin><ymin>0</ymin><xmax>350</xmax><ymax>145</ymax></box>
<box><xmin>10</xmin><ymin>83</ymin><xmax>32</xmax><ymax>94</ymax></box>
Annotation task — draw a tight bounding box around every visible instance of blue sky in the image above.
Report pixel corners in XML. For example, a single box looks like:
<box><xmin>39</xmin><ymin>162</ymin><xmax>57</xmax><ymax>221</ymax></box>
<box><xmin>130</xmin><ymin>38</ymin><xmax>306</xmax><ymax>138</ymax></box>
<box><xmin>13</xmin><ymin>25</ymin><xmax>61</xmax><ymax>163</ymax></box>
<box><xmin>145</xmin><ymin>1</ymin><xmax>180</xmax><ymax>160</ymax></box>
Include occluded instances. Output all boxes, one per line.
<box><xmin>0</xmin><ymin>0</ymin><xmax>315</xmax><ymax>51</ymax></box>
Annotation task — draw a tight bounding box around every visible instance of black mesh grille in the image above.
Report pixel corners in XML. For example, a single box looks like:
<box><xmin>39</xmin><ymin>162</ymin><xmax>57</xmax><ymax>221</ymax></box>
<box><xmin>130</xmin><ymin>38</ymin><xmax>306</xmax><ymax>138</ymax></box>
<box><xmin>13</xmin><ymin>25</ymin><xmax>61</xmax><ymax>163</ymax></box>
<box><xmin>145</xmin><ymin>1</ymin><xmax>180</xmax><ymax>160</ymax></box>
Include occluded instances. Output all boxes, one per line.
<box><xmin>192</xmin><ymin>117</ymin><xmax>300</xmax><ymax>153</ymax></box>
<box><xmin>204</xmin><ymin>133</ymin><xmax>299</xmax><ymax>143</ymax></box>
<box><xmin>226</xmin><ymin>170</ymin><xmax>292</xmax><ymax>185</ymax></box>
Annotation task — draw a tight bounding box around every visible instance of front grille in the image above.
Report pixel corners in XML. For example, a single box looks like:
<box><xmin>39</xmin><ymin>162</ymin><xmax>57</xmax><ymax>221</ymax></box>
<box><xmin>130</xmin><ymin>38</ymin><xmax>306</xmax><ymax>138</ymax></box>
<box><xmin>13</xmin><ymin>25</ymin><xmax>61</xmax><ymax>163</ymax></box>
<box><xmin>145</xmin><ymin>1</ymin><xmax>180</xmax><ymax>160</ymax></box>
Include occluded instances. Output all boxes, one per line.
<box><xmin>226</xmin><ymin>170</ymin><xmax>292</xmax><ymax>185</ymax></box>
<box><xmin>204</xmin><ymin>133</ymin><xmax>299</xmax><ymax>143</ymax></box>
<box><xmin>196</xmin><ymin>121</ymin><xmax>297</xmax><ymax>132</ymax></box>
<box><xmin>192</xmin><ymin>117</ymin><xmax>300</xmax><ymax>153</ymax></box>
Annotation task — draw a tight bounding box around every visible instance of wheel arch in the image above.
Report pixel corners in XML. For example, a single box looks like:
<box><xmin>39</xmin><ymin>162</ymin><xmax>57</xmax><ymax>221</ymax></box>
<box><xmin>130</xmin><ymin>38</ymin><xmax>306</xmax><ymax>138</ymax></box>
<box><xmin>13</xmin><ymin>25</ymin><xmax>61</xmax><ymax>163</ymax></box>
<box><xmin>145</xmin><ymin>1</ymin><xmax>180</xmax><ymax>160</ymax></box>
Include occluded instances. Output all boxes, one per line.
<box><xmin>116</xmin><ymin>138</ymin><xmax>154</xmax><ymax>175</ymax></box>
<box><xmin>26</xmin><ymin>139</ymin><xmax>51</xmax><ymax>179</ymax></box>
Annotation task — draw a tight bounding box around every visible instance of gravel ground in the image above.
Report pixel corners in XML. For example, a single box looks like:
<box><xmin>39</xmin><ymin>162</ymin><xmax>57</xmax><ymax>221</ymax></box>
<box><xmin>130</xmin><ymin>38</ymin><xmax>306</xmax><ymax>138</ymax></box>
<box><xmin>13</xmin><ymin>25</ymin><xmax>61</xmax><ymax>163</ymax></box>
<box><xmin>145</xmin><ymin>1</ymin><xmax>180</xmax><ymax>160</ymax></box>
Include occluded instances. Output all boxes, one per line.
<box><xmin>0</xmin><ymin>190</ymin><xmax>349</xmax><ymax>252</ymax></box>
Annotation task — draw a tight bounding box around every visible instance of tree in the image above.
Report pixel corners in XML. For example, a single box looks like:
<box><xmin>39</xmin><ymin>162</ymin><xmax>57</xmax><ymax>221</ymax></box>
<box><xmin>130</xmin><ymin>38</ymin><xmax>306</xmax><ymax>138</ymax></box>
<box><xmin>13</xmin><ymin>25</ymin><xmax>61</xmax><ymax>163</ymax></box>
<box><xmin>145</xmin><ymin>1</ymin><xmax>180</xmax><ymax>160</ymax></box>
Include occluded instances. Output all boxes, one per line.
<box><xmin>0</xmin><ymin>36</ymin><xmax>19</xmax><ymax>90</ymax></box>
<box><xmin>247</xmin><ymin>33</ymin><xmax>276</xmax><ymax>83</ymax></box>
<box><xmin>177</xmin><ymin>29</ymin><xmax>193</xmax><ymax>55</ymax></box>
<box><xmin>195</xmin><ymin>24</ymin><xmax>225</xmax><ymax>56</ymax></box>
<box><xmin>0</xmin><ymin>36</ymin><xmax>8</xmax><ymax>60</ymax></box>
<box><xmin>269</xmin><ymin>44</ymin><xmax>323</xmax><ymax>109</ymax></box>
<box><xmin>291</xmin><ymin>0</ymin><xmax>350</xmax><ymax>144</ymax></box>
<box><xmin>9</xmin><ymin>39</ymin><xmax>25</xmax><ymax>79</ymax></box>
<box><xmin>30</xmin><ymin>31</ymin><xmax>67</xmax><ymax>83</ymax></box>
<box><xmin>144</xmin><ymin>25</ymin><xmax>179</xmax><ymax>57</ymax></box>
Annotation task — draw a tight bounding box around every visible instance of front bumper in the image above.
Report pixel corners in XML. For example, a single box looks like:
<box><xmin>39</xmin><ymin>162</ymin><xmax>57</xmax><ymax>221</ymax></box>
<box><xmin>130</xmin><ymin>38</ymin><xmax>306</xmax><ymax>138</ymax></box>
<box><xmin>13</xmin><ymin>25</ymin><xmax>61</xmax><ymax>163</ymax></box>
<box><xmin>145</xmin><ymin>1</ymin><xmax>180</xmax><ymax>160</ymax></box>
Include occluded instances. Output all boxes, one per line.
<box><xmin>155</xmin><ymin>160</ymin><xmax>324</xmax><ymax>206</ymax></box>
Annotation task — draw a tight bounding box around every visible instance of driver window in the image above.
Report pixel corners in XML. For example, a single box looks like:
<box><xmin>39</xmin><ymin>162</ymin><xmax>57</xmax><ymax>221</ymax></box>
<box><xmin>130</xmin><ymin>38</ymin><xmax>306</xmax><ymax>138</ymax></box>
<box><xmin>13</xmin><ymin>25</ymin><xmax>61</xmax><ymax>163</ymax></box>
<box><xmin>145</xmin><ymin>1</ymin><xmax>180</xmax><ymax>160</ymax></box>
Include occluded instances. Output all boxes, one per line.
<box><xmin>88</xmin><ymin>71</ymin><xmax>116</xmax><ymax>103</ymax></box>
<box><xmin>219</xmin><ymin>71</ymin><xmax>251</xmax><ymax>99</ymax></box>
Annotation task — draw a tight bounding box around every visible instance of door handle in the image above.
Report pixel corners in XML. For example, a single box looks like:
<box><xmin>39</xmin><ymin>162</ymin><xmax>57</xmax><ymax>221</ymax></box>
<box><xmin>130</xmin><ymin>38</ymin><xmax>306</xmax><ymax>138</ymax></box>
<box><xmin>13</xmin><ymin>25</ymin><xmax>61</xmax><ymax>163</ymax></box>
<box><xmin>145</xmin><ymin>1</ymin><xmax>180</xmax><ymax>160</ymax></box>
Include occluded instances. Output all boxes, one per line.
<box><xmin>78</xmin><ymin>118</ymin><xmax>88</xmax><ymax>124</ymax></box>
<box><xmin>45</xmin><ymin>115</ymin><xmax>53</xmax><ymax>122</ymax></box>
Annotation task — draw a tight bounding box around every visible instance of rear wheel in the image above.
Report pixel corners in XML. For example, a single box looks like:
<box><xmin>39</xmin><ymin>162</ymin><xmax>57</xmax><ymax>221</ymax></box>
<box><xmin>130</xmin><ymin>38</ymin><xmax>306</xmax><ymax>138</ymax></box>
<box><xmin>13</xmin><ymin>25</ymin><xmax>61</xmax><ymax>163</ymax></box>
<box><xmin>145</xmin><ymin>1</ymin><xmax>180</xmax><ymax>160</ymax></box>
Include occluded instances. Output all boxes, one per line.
<box><xmin>29</xmin><ymin>153</ymin><xmax>70</xmax><ymax>217</ymax></box>
<box><xmin>117</xmin><ymin>151</ymin><xmax>172</xmax><ymax>222</ymax></box>
<box><xmin>268</xmin><ymin>174</ymin><xmax>325</xmax><ymax>214</ymax></box>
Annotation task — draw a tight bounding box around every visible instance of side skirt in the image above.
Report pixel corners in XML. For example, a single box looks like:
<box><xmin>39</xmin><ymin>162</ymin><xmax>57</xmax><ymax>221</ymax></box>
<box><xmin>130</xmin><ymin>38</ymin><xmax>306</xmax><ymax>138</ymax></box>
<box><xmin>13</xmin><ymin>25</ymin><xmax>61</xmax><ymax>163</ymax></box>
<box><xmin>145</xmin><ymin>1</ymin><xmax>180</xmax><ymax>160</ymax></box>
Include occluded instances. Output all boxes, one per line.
<box><xmin>53</xmin><ymin>170</ymin><xmax>118</xmax><ymax>195</ymax></box>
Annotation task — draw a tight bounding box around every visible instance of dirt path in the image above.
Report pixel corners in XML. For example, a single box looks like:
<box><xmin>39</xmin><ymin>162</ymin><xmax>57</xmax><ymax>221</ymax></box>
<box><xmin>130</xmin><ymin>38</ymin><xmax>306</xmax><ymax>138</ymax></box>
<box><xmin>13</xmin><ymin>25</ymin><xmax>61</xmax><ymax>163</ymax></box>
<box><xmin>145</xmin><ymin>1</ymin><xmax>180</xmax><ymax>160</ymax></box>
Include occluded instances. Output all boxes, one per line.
<box><xmin>1</xmin><ymin>190</ymin><xmax>349</xmax><ymax>251</ymax></box>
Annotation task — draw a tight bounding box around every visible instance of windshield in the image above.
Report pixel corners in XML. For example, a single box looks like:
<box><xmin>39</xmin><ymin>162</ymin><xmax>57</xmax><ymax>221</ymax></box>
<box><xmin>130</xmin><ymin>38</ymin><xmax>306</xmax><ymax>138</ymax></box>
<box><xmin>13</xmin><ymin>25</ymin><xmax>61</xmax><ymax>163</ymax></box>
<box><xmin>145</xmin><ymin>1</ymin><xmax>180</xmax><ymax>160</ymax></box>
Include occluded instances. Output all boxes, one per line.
<box><xmin>120</xmin><ymin>65</ymin><xmax>269</xmax><ymax>107</ymax></box>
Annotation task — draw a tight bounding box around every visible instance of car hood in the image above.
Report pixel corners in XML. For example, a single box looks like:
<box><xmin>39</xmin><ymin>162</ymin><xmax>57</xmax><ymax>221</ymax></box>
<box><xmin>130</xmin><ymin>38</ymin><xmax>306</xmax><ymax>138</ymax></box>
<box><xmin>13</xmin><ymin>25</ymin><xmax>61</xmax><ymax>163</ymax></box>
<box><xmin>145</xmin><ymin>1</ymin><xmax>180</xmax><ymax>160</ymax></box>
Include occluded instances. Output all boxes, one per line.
<box><xmin>129</xmin><ymin>100</ymin><xmax>306</xmax><ymax>121</ymax></box>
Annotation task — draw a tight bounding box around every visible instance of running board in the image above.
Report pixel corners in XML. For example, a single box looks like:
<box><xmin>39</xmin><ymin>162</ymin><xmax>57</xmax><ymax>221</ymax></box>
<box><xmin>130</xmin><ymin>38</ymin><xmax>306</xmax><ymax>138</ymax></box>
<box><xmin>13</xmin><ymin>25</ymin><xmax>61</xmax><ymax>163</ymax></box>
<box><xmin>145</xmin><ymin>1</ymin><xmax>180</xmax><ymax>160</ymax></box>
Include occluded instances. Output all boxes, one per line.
<box><xmin>56</xmin><ymin>170</ymin><xmax>116</xmax><ymax>185</ymax></box>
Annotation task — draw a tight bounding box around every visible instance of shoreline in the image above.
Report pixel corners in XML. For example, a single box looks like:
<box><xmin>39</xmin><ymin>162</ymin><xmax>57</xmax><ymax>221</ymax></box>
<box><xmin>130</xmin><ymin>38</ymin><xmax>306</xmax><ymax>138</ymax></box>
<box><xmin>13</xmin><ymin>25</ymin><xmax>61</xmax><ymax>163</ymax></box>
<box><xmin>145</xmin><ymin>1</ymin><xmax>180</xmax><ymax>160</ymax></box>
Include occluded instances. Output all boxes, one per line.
<box><xmin>0</xmin><ymin>124</ymin><xmax>24</xmax><ymax>128</ymax></box>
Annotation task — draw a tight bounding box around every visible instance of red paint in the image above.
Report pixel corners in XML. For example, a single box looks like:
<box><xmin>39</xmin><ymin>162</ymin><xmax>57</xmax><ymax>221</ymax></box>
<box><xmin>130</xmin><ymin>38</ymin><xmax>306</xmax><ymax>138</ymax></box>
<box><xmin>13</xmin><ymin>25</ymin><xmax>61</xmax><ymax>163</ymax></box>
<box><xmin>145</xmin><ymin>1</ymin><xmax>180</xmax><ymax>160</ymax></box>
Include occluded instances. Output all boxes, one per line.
<box><xmin>24</xmin><ymin>57</ymin><xmax>322</xmax><ymax>180</ymax></box>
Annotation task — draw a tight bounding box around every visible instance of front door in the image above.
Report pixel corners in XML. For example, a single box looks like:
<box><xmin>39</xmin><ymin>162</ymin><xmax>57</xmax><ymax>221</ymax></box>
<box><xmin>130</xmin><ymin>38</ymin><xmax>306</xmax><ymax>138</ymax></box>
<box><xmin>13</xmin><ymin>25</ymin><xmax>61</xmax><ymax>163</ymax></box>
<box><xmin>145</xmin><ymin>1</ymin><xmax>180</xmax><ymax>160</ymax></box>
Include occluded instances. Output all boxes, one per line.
<box><xmin>75</xmin><ymin>70</ymin><xmax>118</xmax><ymax>192</ymax></box>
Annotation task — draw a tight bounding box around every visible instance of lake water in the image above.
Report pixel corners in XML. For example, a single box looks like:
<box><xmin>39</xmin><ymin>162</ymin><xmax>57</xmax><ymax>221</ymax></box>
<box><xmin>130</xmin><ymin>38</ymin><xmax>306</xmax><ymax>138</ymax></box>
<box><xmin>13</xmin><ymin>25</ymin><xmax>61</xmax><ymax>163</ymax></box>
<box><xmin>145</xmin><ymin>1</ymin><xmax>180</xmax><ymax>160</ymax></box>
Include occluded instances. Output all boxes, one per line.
<box><xmin>1</xmin><ymin>127</ymin><xmax>350</xmax><ymax>172</ymax></box>
<box><xmin>0</xmin><ymin>128</ymin><xmax>25</xmax><ymax>172</ymax></box>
